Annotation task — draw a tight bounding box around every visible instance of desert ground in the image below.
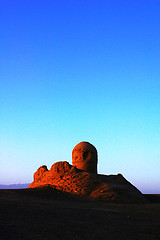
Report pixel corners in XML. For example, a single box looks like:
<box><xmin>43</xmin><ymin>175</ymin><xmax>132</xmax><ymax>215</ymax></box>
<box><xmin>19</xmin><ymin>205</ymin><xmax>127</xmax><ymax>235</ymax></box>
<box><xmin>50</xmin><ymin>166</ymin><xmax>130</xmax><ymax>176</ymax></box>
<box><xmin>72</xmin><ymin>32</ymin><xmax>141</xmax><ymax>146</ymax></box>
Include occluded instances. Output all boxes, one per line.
<box><xmin>0</xmin><ymin>188</ymin><xmax>160</xmax><ymax>240</ymax></box>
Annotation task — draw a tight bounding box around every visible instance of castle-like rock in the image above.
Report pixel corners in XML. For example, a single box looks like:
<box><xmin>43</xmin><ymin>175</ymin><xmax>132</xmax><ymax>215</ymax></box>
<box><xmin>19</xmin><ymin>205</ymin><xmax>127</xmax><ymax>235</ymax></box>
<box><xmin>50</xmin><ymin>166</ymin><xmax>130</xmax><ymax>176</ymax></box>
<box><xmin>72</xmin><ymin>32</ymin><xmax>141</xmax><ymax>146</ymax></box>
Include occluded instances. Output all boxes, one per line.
<box><xmin>28</xmin><ymin>142</ymin><xmax>146</xmax><ymax>203</ymax></box>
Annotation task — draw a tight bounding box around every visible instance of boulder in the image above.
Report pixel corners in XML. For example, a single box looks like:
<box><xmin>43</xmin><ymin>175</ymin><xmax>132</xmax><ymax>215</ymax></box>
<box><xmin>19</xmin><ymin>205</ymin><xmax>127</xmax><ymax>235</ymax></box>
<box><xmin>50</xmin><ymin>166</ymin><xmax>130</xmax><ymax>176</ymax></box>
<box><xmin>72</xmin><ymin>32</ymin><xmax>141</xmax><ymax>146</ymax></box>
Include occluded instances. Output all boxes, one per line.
<box><xmin>72</xmin><ymin>141</ymin><xmax>98</xmax><ymax>174</ymax></box>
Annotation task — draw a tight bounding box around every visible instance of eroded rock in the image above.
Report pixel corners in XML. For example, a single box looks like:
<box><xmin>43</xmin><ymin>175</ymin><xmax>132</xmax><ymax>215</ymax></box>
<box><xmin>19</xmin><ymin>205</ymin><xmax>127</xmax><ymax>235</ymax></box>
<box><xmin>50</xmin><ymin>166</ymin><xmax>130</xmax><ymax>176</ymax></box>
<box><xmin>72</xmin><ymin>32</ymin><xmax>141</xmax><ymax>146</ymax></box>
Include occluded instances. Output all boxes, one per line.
<box><xmin>72</xmin><ymin>141</ymin><xmax>98</xmax><ymax>174</ymax></box>
<box><xmin>28</xmin><ymin>161</ymin><xmax>146</xmax><ymax>203</ymax></box>
<box><xmin>34</xmin><ymin>165</ymin><xmax>48</xmax><ymax>181</ymax></box>
<box><xmin>28</xmin><ymin>142</ymin><xmax>147</xmax><ymax>203</ymax></box>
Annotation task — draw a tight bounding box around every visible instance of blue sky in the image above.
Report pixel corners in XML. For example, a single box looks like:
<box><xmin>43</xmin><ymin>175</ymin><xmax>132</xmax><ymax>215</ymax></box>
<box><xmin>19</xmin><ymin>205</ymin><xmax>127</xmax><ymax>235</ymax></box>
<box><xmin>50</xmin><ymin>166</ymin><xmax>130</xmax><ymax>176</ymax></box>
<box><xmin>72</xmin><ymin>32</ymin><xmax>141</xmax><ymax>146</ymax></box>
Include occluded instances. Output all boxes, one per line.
<box><xmin>0</xmin><ymin>0</ymin><xmax>160</xmax><ymax>193</ymax></box>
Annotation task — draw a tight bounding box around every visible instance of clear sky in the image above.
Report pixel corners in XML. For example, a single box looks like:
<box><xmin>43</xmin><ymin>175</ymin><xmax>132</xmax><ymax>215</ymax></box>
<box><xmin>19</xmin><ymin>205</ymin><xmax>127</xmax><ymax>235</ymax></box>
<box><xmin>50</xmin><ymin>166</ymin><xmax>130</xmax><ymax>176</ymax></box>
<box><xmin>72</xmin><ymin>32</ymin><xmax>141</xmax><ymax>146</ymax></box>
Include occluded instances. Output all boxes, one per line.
<box><xmin>0</xmin><ymin>0</ymin><xmax>160</xmax><ymax>193</ymax></box>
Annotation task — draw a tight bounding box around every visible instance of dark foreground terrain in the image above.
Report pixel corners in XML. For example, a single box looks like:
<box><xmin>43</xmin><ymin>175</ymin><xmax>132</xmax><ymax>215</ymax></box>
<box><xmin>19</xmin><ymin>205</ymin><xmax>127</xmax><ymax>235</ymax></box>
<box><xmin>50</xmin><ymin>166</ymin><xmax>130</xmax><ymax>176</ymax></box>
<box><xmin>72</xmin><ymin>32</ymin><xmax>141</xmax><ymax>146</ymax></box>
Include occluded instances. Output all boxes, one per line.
<box><xmin>0</xmin><ymin>188</ymin><xmax>160</xmax><ymax>240</ymax></box>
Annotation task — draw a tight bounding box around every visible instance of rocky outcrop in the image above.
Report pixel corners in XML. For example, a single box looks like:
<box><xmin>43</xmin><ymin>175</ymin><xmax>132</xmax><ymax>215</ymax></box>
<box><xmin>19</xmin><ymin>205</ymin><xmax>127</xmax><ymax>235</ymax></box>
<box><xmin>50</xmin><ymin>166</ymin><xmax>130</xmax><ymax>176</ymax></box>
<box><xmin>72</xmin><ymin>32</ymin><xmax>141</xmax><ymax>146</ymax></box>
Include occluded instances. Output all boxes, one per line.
<box><xmin>28</xmin><ymin>161</ymin><xmax>146</xmax><ymax>203</ymax></box>
<box><xmin>72</xmin><ymin>142</ymin><xmax>98</xmax><ymax>174</ymax></box>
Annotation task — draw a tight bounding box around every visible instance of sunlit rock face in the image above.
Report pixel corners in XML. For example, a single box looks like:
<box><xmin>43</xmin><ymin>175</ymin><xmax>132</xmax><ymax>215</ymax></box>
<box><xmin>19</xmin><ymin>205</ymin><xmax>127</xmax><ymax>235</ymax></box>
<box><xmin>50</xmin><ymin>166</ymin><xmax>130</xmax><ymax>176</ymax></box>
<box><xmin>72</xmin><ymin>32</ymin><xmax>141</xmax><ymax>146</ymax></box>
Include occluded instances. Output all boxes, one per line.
<box><xmin>28</xmin><ymin>141</ymin><xmax>147</xmax><ymax>203</ymax></box>
<box><xmin>28</xmin><ymin>161</ymin><xmax>146</xmax><ymax>203</ymax></box>
<box><xmin>34</xmin><ymin>165</ymin><xmax>48</xmax><ymax>181</ymax></box>
<box><xmin>72</xmin><ymin>142</ymin><xmax>98</xmax><ymax>174</ymax></box>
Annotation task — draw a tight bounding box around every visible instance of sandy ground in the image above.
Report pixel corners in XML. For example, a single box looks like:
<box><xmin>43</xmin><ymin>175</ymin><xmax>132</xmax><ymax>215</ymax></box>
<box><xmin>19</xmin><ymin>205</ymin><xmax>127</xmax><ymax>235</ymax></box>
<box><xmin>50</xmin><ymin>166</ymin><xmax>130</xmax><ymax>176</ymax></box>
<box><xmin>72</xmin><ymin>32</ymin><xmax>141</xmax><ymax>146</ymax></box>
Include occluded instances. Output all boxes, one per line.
<box><xmin>0</xmin><ymin>188</ymin><xmax>160</xmax><ymax>240</ymax></box>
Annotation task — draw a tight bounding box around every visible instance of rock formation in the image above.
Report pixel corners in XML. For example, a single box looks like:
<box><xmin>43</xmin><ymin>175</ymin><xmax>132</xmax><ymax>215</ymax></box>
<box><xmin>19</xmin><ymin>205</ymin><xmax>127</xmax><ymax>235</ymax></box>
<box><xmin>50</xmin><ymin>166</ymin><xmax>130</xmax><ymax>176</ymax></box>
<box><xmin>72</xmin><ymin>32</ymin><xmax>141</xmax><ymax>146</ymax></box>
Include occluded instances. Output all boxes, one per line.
<box><xmin>72</xmin><ymin>141</ymin><xmax>98</xmax><ymax>174</ymax></box>
<box><xmin>28</xmin><ymin>142</ymin><xmax>146</xmax><ymax>203</ymax></box>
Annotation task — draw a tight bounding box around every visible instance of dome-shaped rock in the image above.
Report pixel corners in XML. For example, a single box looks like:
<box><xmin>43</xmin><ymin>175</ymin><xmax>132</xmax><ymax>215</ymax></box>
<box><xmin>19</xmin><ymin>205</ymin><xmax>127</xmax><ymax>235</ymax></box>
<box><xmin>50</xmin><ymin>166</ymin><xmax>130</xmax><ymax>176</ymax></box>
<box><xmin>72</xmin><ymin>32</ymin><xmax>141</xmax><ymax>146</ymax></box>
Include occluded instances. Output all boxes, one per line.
<box><xmin>72</xmin><ymin>141</ymin><xmax>98</xmax><ymax>174</ymax></box>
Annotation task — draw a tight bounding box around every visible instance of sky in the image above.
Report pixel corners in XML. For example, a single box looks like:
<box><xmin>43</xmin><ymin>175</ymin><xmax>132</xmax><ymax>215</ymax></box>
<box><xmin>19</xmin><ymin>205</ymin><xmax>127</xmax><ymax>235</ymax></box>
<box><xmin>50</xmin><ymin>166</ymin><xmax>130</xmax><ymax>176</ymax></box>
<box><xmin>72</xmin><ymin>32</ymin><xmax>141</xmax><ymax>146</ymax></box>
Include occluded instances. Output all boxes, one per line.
<box><xmin>0</xmin><ymin>0</ymin><xmax>160</xmax><ymax>194</ymax></box>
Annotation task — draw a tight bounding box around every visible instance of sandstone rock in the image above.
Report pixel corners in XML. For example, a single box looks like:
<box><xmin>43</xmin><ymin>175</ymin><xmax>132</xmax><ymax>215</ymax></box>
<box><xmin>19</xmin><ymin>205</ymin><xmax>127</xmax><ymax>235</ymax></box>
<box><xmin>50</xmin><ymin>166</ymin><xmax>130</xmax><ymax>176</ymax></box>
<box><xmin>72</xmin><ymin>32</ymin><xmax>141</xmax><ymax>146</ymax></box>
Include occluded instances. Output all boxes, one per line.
<box><xmin>72</xmin><ymin>141</ymin><xmax>98</xmax><ymax>174</ymax></box>
<box><xmin>28</xmin><ymin>161</ymin><xmax>146</xmax><ymax>203</ymax></box>
<box><xmin>34</xmin><ymin>165</ymin><xmax>48</xmax><ymax>181</ymax></box>
<box><xmin>28</xmin><ymin>142</ymin><xmax>147</xmax><ymax>203</ymax></box>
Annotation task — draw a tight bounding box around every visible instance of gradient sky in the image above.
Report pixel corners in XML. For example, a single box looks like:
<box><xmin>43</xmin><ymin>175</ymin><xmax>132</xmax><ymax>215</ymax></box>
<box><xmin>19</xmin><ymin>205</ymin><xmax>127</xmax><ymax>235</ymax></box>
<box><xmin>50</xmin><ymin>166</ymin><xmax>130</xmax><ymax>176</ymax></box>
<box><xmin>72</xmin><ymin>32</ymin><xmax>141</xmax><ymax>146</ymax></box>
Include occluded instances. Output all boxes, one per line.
<box><xmin>0</xmin><ymin>0</ymin><xmax>160</xmax><ymax>193</ymax></box>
